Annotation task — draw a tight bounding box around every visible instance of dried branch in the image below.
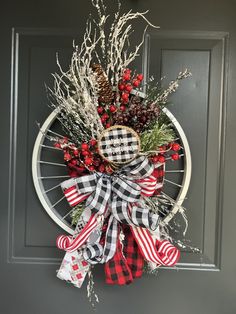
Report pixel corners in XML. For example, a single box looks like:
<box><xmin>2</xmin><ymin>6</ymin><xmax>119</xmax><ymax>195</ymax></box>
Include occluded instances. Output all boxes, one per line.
<box><xmin>106</xmin><ymin>10</ymin><xmax>159</xmax><ymax>86</ymax></box>
<box><xmin>155</xmin><ymin>69</ymin><xmax>192</xmax><ymax>104</ymax></box>
<box><xmin>48</xmin><ymin>20</ymin><xmax>104</xmax><ymax>142</ymax></box>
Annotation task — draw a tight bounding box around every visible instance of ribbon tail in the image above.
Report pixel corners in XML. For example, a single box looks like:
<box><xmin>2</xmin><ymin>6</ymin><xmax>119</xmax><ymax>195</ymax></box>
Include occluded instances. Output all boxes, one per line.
<box><xmin>130</xmin><ymin>226</ymin><xmax>180</xmax><ymax>267</ymax></box>
<box><xmin>102</xmin><ymin>215</ymin><xmax>119</xmax><ymax>262</ymax></box>
<box><xmin>104</xmin><ymin>227</ymin><xmax>133</xmax><ymax>285</ymax></box>
<box><xmin>83</xmin><ymin>215</ymin><xmax>118</xmax><ymax>264</ymax></box>
<box><xmin>57</xmin><ymin>213</ymin><xmax>98</xmax><ymax>252</ymax></box>
<box><xmin>122</xmin><ymin>225</ymin><xmax>144</xmax><ymax>279</ymax></box>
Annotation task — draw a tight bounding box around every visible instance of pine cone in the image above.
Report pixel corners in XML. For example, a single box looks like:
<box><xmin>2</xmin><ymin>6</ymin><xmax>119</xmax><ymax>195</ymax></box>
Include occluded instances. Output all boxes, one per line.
<box><xmin>92</xmin><ymin>63</ymin><xmax>114</xmax><ymax>104</ymax></box>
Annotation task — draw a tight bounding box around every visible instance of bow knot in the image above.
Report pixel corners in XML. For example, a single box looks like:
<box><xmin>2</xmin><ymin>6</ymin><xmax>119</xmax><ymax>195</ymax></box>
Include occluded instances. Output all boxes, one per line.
<box><xmin>61</xmin><ymin>156</ymin><xmax>154</xmax><ymax>217</ymax></box>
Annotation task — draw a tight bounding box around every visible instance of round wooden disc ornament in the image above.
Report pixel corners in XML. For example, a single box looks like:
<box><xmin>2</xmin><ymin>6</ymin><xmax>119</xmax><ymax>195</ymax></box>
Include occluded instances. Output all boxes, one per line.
<box><xmin>97</xmin><ymin>125</ymin><xmax>141</xmax><ymax>165</ymax></box>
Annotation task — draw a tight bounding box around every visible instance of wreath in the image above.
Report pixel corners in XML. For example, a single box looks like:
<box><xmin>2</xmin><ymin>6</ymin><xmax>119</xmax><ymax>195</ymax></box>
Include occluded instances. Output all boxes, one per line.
<box><xmin>33</xmin><ymin>0</ymin><xmax>194</xmax><ymax>304</ymax></box>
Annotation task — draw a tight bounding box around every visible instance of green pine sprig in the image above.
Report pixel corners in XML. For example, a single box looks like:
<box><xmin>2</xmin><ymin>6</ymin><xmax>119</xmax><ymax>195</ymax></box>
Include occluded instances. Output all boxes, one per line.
<box><xmin>70</xmin><ymin>204</ymin><xmax>84</xmax><ymax>226</ymax></box>
<box><xmin>140</xmin><ymin>122</ymin><xmax>175</xmax><ymax>152</ymax></box>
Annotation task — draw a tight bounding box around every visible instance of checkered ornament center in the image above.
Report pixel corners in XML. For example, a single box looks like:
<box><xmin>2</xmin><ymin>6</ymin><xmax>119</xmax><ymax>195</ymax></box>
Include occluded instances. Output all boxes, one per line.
<box><xmin>98</xmin><ymin>125</ymin><xmax>140</xmax><ymax>164</ymax></box>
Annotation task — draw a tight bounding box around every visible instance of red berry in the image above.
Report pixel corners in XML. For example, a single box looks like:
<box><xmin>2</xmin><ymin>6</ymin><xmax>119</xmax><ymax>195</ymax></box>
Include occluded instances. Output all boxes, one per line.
<box><xmin>64</xmin><ymin>152</ymin><xmax>71</xmax><ymax>161</ymax></box>
<box><xmin>93</xmin><ymin>158</ymin><xmax>101</xmax><ymax>167</ymax></box>
<box><xmin>159</xmin><ymin>170</ymin><xmax>164</xmax><ymax>177</ymax></box>
<box><xmin>88</xmin><ymin>165</ymin><xmax>95</xmax><ymax>171</ymax></box>
<box><xmin>99</xmin><ymin>164</ymin><xmax>105</xmax><ymax>173</ymax></box>
<box><xmin>102</xmin><ymin>113</ymin><xmax>109</xmax><ymax>120</ymax></box>
<box><xmin>124</xmin><ymin>68</ymin><xmax>131</xmax><ymax>74</ymax></box>
<box><xmin>158</xmin><ymin>155</ymin><xmax>166</xmax><ymax>163</ymax></box>
<box><xmin>159</xmin><ymin>145</ymin><xmax>167</xmax><ymax>153</ymax></box>
<box><xmin>62</xmin><ymin>137</ymin><xmax>68</xmax><ymax>143</ymax></box>
<box><xmin>118</xmin><ymin>83</ymin><xmax>125</xmax><ymax>91</ymax></box>
<box><xmin>89</xmin><ymin>139</ymin><xmax>97</xmax><ymax>146</ymax></box>
<box><xmin>70</xmin><ymin>171</ymin><xmax>79</xmax><ymax>177</ymax></box>
<box><xmin>133</xmin><ymin>79</ymin><xmax>141</xmax><ymax>87</ymax></box>
<box><xmin>81</xmin><ymin>150</ymin><xmax>89</xmax><ymax>156</ymax></box>
<box><xmin>125</xmin><ymin>84</ymin><xmax>133</xmax><ymax>92</ymax></box>
<box><xmin>106</xmin><ymin>165</ymin><xmax>113</xmax><ymax>174</ymax></box>
<box><xmin>84</xmin><ymin>157</ymin><xmax>93</xmax><ymax>165</ymax></box>
<box><xmin>137</xmin><ymin>74</ymin><xmax>144</xmax><ymax>81</ymax></box>
<box><xmin>70</xmin><ymin>159</ymin><xmax>77</xmax><ymax>165</ymax></box>
<box><xmin>73</xmin><ymin>149</ymin><xmax>79</xmax><ymax>156</ymax></box>
<box><xmin>121</xmin><ymin>93</ymin><xmax>129</xmax><ymax>101</ymax></box>
<box><xmin>171</xmin><ymin>153</ymin><xmax>180</xmax><ymax>161</ymax></box>
<box><xmin>152</xmin><ymin>155</ymin><xmax>159</xmax><ymax>163</ymax></box>
<box><xmin>109</xmin><ymin>105</ymin><xmax>117</xmax><ymax>113</ymax></box>
<box><xmin>97</xmin><ymin>106</ymin><xmax>104</xmax><ymax>114</ymax></box>
<box><xmin>172</xmin><ymin>143</ymin><xmax>181</xmax><ymax>151</ymax></box>
<box><xmin>81</xmin><ymin>143</ymin><xmax>89</xmax><ymax>150</ymax></box>
<box><xmin>123</xmin><ymin>73</ymin><xmax>131</xmax><ymax>81</ymax></box>
<box><xmin>101</xmin><ymin>116</ymin><xmax>106</xmax><ymax>123</ymax></box>
<box><xmin>106</xmin><ymin>123</ymin><xmax>111</xmax><ymax>128</ymax></box>
<box><xmin>120</xmin><ymin>105</ymin><xmax>126</xmax><ymax>111</ymax></box>
<box><xmin>54</xmin><ymin>142</ymin><xmax>61</xmax><ymax>149</ymax></box>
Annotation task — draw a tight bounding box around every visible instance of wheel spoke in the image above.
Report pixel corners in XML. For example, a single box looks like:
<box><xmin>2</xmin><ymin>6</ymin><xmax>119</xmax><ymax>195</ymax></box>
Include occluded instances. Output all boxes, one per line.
<box><xmin>47</xmin><ymin>129</ymin><xmax>67</xmax><ymax>139</ymax></box>
<box><xmin>164</xmin><ymin>178</ymin><xmax>183</xmax><ymax>188</ymax></box>
<box><xmin>165</xmin><ymin>170</ymin><xmax>184</xmax><ymax>173</ymax></box>
<box><xmin>39</xmin><ymin>175</ymin><xmax>70</xmax><ymax>179</ymax></box>
<box><xmin>39</xmin><ymin>161</ymin><xmax>66</xmax><ymax>167</ymax></box>
<box><xmin>40</xmin><ymin>144</ymin><xmax>61</xmax><ymax>150</ymax></box>
<box><xmin>51</xmin><ymin>195</ymin><xmax>66</xmax><ymax>208</ymax></box>
<box><xmin>44</xmin><ymin>183</ymin><xmax>62</xmax><ymax>193</ymax></box>
<box><xmin>62</xmin><ymin>208</ymin><xmax>76</xmax><ymax>220</ymax></box>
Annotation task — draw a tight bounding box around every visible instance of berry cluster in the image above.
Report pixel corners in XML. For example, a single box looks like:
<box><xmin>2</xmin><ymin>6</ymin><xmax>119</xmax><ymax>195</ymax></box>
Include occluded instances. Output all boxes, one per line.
<box><xmin>151</xmin><ymin>142</ymin><xmax>181</xmax><ymax>164</ymax></box>
<box><xmin>97</xmin><ymin>106</ymin><xmax>113</xmax><ymax>129</ymax></box>
<box><xmin>118</xmin><ymin>69</ymin><xmax>144</xmax><ymax>109</ymax></box>
<box><xmin>96</xmin><ymin>68</ymin><xmax>144</xmax><ymax>128</ymax></box>
<box><xmin>113</xmin><ymin>98</ymin><xmax>159</xmax><ymax>133</ymax></box>
<box><xmin>54</xmin><ymin>137</ymin><xmax>113</xmax><ymax>177</ymax></box>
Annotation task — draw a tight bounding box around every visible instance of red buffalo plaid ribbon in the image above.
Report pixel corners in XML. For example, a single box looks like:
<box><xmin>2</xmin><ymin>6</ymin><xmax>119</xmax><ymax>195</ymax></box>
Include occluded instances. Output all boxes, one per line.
<box><xmin>105</xmin><ymin>225</ymin><xmax>144</xmax><ymax>285</ymax></box>
<box><xmin>105</xmin><ymin>236</ymin><xmax>133</xmax><ymax>285</ymax></box>
<box><xmin>122</xmin><ymin>225</ymin><xmax>144</xmax><ymax>279</ymax></box>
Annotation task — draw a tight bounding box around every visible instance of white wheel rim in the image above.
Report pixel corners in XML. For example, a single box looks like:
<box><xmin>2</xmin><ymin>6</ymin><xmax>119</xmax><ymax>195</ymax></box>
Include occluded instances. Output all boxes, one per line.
<box><xmin>32</xmin><ymin>108</ymin><xmax>192</xmax><ymax>235</ymax></box>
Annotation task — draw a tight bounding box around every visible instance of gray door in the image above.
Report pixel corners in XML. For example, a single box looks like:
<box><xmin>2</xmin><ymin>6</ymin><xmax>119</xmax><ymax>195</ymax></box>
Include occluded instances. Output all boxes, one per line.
<box><xmin>1</xmin><ymin>1</ymin><xmax>235</xmax><ymax>313</ymax></box>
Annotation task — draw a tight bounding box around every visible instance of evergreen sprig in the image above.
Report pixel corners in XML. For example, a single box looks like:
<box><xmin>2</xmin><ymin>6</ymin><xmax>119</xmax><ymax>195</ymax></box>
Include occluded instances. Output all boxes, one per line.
<box><xmin>71</xmin><ymin>205</ymin><xmax>84</xmax><ymax>225</ymax></box>
<box><xmin>140</xmin><ymin>122</ymin><xmax>175</xmax><ymax>152</ymax></box>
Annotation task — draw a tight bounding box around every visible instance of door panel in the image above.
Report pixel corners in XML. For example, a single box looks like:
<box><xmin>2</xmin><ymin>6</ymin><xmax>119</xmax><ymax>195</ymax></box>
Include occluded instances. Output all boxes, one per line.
<box><xmin>142</xmin><ymin>31</ymin><xmax>228</xmax><ymax>270</ymax></box>
<box><xmin>1</xmin><ymin>1</ymin><xmax>235</xmax><ymax>314</ymax></box>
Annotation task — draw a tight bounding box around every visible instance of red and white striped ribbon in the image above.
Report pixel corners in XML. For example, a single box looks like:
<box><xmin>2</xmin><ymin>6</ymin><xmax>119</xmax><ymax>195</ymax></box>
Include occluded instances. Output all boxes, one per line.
<box><xmin>56</xmin><ymin>214</ymin><xmax>98</xmax><ymax>253</ymax></box>
<box><xmin>131</xmin><ymin>226</ymin><xmax>180</xmax><ymax>266</ymax></box>
<box><xmin>137</xmin><ymin>175</ymin><xmax>160</xmax><ymax>197</ymax></box>
<box><xmin>63</xmin><ymin>185</ymin><xmax>91</xmax><ymax>207</ymax></box>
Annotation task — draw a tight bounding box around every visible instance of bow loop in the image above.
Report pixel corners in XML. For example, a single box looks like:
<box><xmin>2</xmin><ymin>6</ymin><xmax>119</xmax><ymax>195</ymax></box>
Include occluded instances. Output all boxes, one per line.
<box><xmin>112</xmin><ymin>176</ymin><xmax>141</xmax><ymax>203</ymax></box>
<box><xmin>85</xmin><ymin>174</ymin><xmax>112</xmax><ymax>214</ymax></box>
<box><xmin>76</xmin><ymin>173</ymin><xmax>98</xmax><ymax>193</ymax></box>
<box><xmin>118</xmin><ymin>155</ymin><xmax>154</xmax><ymax>179</ymax></box>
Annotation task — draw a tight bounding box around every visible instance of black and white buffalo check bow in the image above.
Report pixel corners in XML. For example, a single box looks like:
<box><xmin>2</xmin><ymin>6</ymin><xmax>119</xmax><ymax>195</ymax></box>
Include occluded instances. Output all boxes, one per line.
<box><xmin>60</xmin><ymin>156</ymin><xmax>159</xmax><ymax>263</ymax></box>
<box><xmin>57</xmin><ymin>155</ymin><xmax>180</xmax><ymax>286</ymax></box>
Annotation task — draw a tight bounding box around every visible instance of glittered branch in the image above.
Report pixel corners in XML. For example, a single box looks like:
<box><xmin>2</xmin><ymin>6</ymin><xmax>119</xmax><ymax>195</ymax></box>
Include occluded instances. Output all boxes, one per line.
<box><xmin>106</xmin><ymin>10</ymin><xmax>159</xmax><ymax>86</ymax></box>
<box><xmin>155</xmin><ymin>69</ymin><xmax>192</xmax><ymax>104</ymax></box>
<box><xmin>48</xmin><ymin>21</ymin><xmax>104</xmax><ymax>142</ymax></box>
